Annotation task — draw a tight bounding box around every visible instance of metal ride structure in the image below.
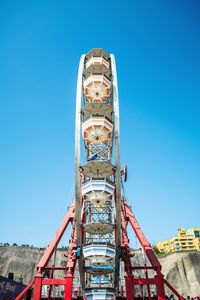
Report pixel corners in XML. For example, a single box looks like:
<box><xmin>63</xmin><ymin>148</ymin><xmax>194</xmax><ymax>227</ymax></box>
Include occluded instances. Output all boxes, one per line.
<box><xmin>16</xmin><ymin>49</ymin><xmax>185</xmax><ymax>300</ymax></box>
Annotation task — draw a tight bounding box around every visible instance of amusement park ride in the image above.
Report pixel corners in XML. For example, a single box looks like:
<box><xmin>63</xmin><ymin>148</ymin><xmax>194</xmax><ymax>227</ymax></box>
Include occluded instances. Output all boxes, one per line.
<box><xmin>16</xmin><ymin>49</ymin><xmax>185</xmax><ymax>300</ymax></box>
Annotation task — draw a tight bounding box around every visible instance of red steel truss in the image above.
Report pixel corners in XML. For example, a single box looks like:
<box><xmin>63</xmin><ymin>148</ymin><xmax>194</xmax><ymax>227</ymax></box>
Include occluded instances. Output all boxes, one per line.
<box><xmin>16</xmin><ymin>198</ymin><xmax>185</xmax><ymax>300</ymax></box>
<box><xmin>120</xmin><ymin>197</ymin><xmax>184</xmax><ymax>300</ymax></box>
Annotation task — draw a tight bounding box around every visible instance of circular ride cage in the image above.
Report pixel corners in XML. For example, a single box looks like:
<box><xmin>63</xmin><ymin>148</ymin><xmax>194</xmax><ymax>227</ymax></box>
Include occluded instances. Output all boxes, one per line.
<box><xmin>16</xmin><ymin>49</ymin><xmax>185</xmax><ymax>300</ymax></box>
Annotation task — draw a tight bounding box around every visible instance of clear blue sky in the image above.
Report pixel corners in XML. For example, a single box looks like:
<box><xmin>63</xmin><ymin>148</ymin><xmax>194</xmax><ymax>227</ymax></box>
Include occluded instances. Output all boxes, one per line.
<box><xmin>0</xmin><ymin>1</ymin><xmax>200</xmax><ymax>247</ymax></box>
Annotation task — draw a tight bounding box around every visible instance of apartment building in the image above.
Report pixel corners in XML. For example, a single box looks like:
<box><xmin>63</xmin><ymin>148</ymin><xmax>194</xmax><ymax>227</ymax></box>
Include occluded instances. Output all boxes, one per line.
<box><xmin>156</xmin><ymin>228</ymin><xmax>200</xmax><ymax>253</ymax></box>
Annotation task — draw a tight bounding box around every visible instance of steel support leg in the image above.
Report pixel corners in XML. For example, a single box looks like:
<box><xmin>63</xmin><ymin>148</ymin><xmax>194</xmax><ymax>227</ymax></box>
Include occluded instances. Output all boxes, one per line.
<box><xmin>125</xmin><ymin>273</ymin><xmax>135</xmax><ymax>300</ymax></box>
<box><xmin>64</xmin><ymin>273</ymin><xmax>73</xmax><ymax>300</ymax></box>
<box><xmin>33</xmin><ymin>273</ymin><xmax>43</xmax><ymax>300</ymax></box>
<box><xmin>155</xmin><ymin>274</ymin><xmax>166</xmax><ymax>300</ymax></box>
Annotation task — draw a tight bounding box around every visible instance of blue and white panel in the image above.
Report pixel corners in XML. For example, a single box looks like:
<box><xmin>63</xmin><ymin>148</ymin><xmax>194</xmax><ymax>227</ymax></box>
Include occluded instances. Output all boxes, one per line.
<box><xmin>83</xmin><ymin>244</ymin><xmax>115</xmax><ymax>259</ymax></box>
<box><xmin>85</xmin><ymin>288</ymin><xmax>115</xmax><ymax>300</ymax></box>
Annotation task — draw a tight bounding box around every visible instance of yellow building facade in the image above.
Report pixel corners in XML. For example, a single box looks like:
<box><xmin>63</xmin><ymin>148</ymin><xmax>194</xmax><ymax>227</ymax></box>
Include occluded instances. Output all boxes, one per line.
<box><xmin>156</xmin><ymin>228</ymin><xmax>200</xmax><ymax>253</ymax></box>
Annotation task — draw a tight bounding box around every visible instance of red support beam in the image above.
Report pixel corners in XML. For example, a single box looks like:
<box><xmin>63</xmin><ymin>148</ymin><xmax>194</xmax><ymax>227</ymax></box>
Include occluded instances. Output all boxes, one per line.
<box><xmin>155</xmin><ymin>274</ymin><xmax>166</xmax><ymax>300</ymax></box>
<box><xmin>16</xmin><ymin>203</ymin><xmax>76</xmax><ymax>300</ymax></box>
<box><xmin>64</xmin><ymin>273</ymin><xmax>73</xmax><ymax>300</ymax></box>
<box><xmin>15</xmin><ymin>197</ymin><xmax>186</xmax><ymax>300</ymax></box>
<box><xmin>33</xmin><ymin>273</ymin><xmax>43</xmax><ymax>300</ymax></box>
<box><xmin>125</xmin><ymin>273</ymin><xmax>135</xmax><ymax>300</ymax></box>
<box><xmin>132</xmin><ymin>278</ymin><xmax>157</xmax><ymax>285</ymax></box>
<box><xmin>43</xmin><ymin>266</ymin><xmax>66</xmax><ymax>270</ymax></box>
<box><xmin>164</xmin><ymin>279</ymin><xmax>185</xmax><ymax>300</ymax></box>
<box><xmin>131</xmin><ymin>266</ymin><xmax>155</xmax><ymax>270</ymax></box>
<box><xmin>37</xmin><ymin>203</ymin><xmax>75</xmax><ymax>272</ymax></box>
<box><xmin>121</xmin><ymin>200</ymin><xmax>135</xmax><ymax>300</ymax></box>
<box><xmin>123</xmin><ymin>199</ymin><xmax>161</xmax><ymax>270</ymax></box>
<box><xmin>15</xmin><ymin>280</ymin><xmax>34</xmax><ymax>300</ymax></box>
<box><xmin>122</xmin><ymin>197</ymin><xmax>166</xmax><ymax>298</ymax></box>
<box><xmin>42</xmin><ymin>278</ymin><xmax>66</xmax><ymax>285</ymax></box>
<box><xmin>122</xmin><ymin>197</ymin><xmax>184</xmax><ymax>300</ymax></box>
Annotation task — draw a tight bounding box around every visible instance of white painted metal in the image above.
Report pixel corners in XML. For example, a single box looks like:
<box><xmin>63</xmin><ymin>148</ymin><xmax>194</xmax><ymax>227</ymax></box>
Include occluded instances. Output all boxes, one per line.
<box><xmin>86</xmin><ymin>57</ymin><xmax>110</xmax><ymax>69</ymax></box>
<box><xmin>110</xmin><ymin>54</ymin><xmax>121</xmax><ymax>288</ymax></box>
<box><xmin>75</xmin><ymin>54</ymin><xmax>86</xmax><ymax>289</ymax></box>
<box><xmin>82</xmin><ymin>180</ymin><xmax>115</xmax><ymax>199</ymax></box>
<box><xmin>75</xmin><ymin>50</ymin><xmax>121</xmax><ymax>299</ymax></box>
<box><xmin>85</xmin><ymin>288</ymin><xmax>115</xmax><ymax>300</ymax></box>
<box><xmin>83</xmin><ymin>244</ymin><xmax>115</xmax><ymax>258</ymax></box>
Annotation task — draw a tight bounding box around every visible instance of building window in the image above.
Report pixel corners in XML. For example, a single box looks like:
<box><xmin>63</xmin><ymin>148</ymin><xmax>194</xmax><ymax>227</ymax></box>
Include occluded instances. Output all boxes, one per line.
<box><xmin>194</xmin><ymin>231</ymin><xmax>200</xmax><ymax>238</ymax></box>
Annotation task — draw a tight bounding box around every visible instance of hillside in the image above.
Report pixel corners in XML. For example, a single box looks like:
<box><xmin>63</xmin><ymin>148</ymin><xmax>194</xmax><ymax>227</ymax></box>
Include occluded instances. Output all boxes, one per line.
<box><xmin>0</xmin><ymin>246</ymin><xmax>200</xmax><ymax>297</ymax></box>
<box><xmin>159</xmin><ymin>251</ymin><xmax>200</xmax><ymax>297</ymax></box>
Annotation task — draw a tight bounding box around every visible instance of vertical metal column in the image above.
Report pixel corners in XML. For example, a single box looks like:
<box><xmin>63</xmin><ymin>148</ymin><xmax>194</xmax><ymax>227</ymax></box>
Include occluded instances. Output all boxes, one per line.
<box><xmin>75</xmin><ymin>54</ymin><xmax>86</xmax><ymax>289</ymax></box>
<box><xmin>64</xmin><ymin>273</ymin><xmax>73</xmax><ymax>300</ymax></box>
<box><xmin>156</xmin><ymin>273</ymin><xmax>166</xmax><ymax>300</ymax></box>
<box><xmin>110</xmin><ymin>54</ymin><xmax>121</xmax><ymax>288</ymax></box>
<box><xmin>32</xmin><ymin>274</ymin><xmax>43</xmax><ymax>300</ymax></box>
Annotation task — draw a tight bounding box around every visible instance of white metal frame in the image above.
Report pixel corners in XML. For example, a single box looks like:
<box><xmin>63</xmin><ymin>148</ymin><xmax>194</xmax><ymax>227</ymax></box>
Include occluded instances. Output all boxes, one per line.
<box><xmin>75</xmin><ymin>51</ymin><xmax>121</xmax><ymax>297</ymax></box>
